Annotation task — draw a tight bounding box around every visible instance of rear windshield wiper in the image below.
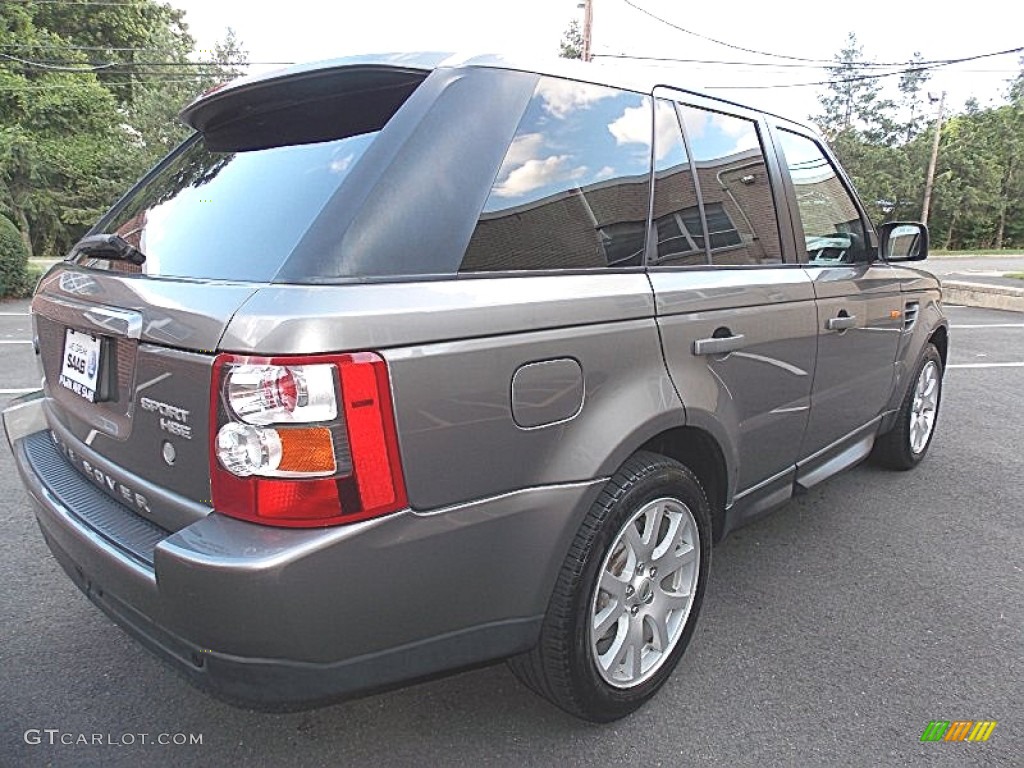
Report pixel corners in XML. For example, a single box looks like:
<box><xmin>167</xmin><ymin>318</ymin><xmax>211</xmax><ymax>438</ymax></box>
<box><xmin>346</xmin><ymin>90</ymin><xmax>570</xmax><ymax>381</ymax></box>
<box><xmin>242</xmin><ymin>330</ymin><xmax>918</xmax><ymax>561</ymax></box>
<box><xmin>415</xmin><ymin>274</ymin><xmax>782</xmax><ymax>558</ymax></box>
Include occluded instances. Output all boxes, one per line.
<box><xmin>71</xmin><ymin>233</ymin><xmax>146</xmax><ymax>266</ymax></box>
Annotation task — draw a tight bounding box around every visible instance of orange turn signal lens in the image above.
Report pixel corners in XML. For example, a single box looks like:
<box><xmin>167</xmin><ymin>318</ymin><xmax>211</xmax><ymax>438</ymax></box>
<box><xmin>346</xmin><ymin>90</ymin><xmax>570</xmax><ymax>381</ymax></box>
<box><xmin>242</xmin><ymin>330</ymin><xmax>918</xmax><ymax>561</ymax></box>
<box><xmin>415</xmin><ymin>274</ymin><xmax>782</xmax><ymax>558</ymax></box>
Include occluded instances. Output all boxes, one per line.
<box><xmin>276</xmin><ymin>427</ymin><xmax>336</xmax><ymax>474</ymax></box>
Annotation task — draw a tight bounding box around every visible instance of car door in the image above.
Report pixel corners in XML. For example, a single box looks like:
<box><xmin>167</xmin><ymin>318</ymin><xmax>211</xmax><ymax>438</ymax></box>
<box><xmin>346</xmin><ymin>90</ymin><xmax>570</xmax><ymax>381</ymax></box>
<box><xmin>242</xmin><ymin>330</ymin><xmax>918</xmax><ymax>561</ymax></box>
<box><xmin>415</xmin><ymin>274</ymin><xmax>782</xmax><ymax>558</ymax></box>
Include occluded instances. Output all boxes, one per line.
<box><xmin>771</xmin><ymin>127</ymin><xmax>903</xmax><ymax>458</ymax></box>
<box><xmin>648</xmin><ymin>94</ymin><xmax>818</xmax><ymax>509</ymax></box>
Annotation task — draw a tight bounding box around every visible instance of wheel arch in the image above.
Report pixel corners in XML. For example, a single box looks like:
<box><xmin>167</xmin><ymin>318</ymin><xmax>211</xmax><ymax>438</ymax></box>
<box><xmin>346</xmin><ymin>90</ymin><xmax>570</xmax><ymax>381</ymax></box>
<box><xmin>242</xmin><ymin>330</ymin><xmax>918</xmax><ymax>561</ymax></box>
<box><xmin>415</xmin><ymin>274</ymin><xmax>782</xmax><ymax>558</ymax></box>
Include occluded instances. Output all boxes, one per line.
<box><xmin>638</xmin><ymin>426</ymin><xmax>729</xmax><ymax>544</ymax></box>
<box><xmin>929</xmin><ymin>323</ymin><xmax>948</xmax><ymax>369</ymax></box>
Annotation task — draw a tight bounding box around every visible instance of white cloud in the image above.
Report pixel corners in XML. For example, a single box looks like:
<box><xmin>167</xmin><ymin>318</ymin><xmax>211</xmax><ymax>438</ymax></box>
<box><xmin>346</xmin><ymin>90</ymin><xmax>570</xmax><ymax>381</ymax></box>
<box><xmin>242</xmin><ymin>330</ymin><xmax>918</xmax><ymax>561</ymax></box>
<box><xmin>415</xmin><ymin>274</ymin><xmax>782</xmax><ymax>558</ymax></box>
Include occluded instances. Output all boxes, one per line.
<box><xmin>493</xmin><ymin>155</ymin><xmax>587</xmax><ymax>198</ymax></box>
<box><xmin>329</xmin><ymin>153</ymin><xmax>355</xmax><ymax>173</ymax></box>
<box><xmin>500</xmin><ymin>132</ymin><xmax>545</xmax><ymax>174</ymax></box>
<box><xmin>608</xmin><ymin>100</ymin><xmax>679</xmax><ymax>161</ymax></box>
<box><xmin>537</xmin><ymin>78</ymin><xmax>613</xmax><ymax>119</ymax></box>
<box><xmin>594</xmin><ymin>165</ymin><xmax>616</xmax><ymax>180</ymax></box>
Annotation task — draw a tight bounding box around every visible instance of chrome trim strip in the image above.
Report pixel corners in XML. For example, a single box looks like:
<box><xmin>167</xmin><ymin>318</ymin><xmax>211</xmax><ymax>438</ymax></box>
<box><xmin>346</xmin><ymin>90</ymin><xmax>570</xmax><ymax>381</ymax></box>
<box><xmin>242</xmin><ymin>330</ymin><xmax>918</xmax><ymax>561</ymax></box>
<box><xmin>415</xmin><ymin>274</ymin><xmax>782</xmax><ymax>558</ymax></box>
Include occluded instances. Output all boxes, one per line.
<box><xmin>33</xmin><ymin>294</ymin><xmax>143</xmax><ymax>340</ymax></box>
<box><xmin>734</xmin><ymin>465</ymin><xmax>795</xmax><ymax>501</ymax></box>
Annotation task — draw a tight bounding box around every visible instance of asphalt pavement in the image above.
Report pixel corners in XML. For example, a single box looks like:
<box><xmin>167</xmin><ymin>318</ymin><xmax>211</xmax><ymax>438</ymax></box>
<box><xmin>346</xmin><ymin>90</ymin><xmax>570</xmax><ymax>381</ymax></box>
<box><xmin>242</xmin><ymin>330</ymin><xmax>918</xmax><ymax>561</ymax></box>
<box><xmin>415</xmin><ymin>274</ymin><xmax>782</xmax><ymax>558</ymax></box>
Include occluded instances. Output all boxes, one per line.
<box><xmin>0</xmin><ymin>300</ymin><xmax>1020</xmax><ymax>768</ymax></box>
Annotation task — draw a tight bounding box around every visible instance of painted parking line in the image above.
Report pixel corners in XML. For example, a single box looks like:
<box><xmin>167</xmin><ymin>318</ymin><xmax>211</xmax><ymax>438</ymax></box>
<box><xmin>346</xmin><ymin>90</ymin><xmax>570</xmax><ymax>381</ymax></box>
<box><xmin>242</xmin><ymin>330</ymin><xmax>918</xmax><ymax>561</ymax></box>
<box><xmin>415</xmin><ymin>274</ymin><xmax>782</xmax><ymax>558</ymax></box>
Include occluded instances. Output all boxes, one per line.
<box><xmin>0</xmin><ymin>312</ymin><xmax>29</xmax><ymax>316</ymax></box>
<box><xmin>951</xmin><ymin>324</ymin><xmax>1024</xmax><ymax>329</ymax></box>
<box><xmin>948</xmin><ymin>362</ymin><xmax>1024</xmax><ymax>369</ymax></box>
<box><xmin>0</xmin><ymin>340</ymin><xmax>32</xmax><ymax>345</ymax></box>
<box><xmin>0</xmin><ymin>388</ymin><xmax>38</xmax><ymax>394</ymax></box>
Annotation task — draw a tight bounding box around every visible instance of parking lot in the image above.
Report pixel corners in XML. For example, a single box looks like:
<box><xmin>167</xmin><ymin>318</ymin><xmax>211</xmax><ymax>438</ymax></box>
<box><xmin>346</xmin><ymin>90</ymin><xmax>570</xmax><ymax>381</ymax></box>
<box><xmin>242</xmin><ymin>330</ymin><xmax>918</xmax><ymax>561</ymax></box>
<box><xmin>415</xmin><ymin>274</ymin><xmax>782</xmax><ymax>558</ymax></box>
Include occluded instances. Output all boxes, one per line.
<box><xmin>0</xmin><ymin>298</ymin><xmax>1019</xmax><ymax>767</ymax></box>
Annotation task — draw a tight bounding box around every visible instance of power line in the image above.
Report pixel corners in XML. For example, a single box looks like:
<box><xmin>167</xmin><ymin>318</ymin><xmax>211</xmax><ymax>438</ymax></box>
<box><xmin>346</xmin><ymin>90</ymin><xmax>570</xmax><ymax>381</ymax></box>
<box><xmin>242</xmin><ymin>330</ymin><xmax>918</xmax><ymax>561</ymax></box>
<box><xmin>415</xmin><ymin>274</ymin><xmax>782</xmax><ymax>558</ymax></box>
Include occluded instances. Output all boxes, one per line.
<box><xmin>0</xmin><ymin>79</ymin><xmax>208</xmax><ymax>91</ymax></box>
<box><xmin>620</xmin><ymin>0</ymin><xmax>847</xmax><ymax>64</ymax></box>
<box><xmin>0</xmin><ymin>51</ymin><xmax>119</xmax><ymax>71</ymax></box>
<box><xmin>593</xmin><ymin>47</ymin><xmax>1024</xmax><ymax>90</ymax></box>
<box><xmin>619</xmin><ymin>0</ymin><xmax>1024</xmax><ymax>69</ymax></box>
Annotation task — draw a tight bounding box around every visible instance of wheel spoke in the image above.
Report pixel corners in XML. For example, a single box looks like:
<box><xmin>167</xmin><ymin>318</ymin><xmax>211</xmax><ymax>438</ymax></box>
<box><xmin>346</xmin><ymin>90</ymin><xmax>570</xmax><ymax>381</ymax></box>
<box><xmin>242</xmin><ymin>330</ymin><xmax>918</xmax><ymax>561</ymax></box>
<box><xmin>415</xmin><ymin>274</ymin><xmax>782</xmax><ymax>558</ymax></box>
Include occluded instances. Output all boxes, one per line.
<box><xmin>641</xmin><ymin>503</ymin><xmax>664</xmax><ymax>548</ymax></box>
<box><xmin>623</xmin><ymin>522</ymin><xmax>646</xmax><ymax>559</ymax></box>
<box><xmin>646</xmin><ymin>610</ymin><xmax>670</xmax><ymax>652</ymax></box>
<box><xmin>600</xmin><ymin>569</ymin><xmax>628</xmax><ymax>601</ymax></box>
<box><xmin>625</xmin><ymin>618</ymin><xmax>644</xmax><ymax>679</ymax></box>
<box><xmin>593</xmin><ymin>601</ymin><xmax>625</xmax><ymax>637</ymax></box>
<box><xmin>660</xmin><ymin>589</ymin><xmax>693</xmax><ymax>610</ymax></box>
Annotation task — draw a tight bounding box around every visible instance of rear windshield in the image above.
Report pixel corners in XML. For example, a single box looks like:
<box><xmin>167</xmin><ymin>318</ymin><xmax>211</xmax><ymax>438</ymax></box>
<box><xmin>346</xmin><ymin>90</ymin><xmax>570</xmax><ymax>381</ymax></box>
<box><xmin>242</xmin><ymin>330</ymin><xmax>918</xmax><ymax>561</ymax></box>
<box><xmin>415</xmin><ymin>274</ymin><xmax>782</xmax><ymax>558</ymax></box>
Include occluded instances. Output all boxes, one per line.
<box><xmin>92</xmin><ymin>131</ymin><xmax>377</xmax><ymax>282</ymax></box>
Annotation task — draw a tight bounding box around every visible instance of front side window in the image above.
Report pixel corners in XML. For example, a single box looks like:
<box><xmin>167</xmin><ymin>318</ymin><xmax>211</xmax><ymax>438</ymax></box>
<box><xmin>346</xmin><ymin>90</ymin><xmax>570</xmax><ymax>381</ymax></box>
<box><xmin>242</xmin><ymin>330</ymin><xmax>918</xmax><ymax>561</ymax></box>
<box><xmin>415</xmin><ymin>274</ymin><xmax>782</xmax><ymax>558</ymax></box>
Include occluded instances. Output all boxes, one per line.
<box><xmin>777</xmin><ymin>130</ymin><xmax>868</xmax><ymax>264</ymax></box>
<box><xmin>678</xmin><ymin>106</ymin><xmax>783</xmax><ymax>265</ymax></box>
<box><xmin>460</xmin><ymin>78</ymin><xmax>652</xmax><ymax>272</ymax></box>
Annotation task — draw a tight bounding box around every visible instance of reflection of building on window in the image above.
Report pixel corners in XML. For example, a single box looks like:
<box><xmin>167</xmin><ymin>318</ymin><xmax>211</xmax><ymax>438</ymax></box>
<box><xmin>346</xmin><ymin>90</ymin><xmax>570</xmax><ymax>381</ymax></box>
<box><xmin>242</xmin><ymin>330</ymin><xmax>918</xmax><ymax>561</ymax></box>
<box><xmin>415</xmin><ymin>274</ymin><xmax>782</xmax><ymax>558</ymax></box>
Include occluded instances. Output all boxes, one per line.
<box><xmin>652</xmin><ymin>151</ymin><xmax>781</xmax><ymax>266</ymax></box>
<box><xmin>598</xmin><ymin>221</ymin><xmax>646</xmax><ymax>267</ymax></box>
<box><xmin>462</xmin><ymin>174</ymin><xmax>649</xmax><ymax>272</ymax></box>
<box><xmin>654</xmin><ymin>203</ymin><xmax>741</xmax><ymax>265</ymax></box>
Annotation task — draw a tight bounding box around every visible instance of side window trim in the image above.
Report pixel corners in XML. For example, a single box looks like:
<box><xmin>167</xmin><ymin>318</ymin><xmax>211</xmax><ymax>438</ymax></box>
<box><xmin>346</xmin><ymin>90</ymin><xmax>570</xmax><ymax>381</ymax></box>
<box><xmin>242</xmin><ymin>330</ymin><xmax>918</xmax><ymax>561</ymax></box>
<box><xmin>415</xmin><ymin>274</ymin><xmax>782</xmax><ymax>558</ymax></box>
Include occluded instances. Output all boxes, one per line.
<box><xmin>762</xmin><ymin>120</ymin><xmax>807</xmax><ymax>265</ymax></box>
<box><xmin>672</xmin><ymin>101</ymin><xmax>713</xmax><ymax>266</ymax></box>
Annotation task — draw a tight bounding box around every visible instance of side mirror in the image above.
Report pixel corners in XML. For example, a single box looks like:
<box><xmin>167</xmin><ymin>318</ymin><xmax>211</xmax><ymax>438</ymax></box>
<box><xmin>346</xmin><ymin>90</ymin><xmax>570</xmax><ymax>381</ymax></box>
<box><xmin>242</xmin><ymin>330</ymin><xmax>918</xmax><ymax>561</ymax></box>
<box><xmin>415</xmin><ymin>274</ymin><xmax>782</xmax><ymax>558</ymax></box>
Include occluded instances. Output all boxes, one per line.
<box><xmin>878</xmin><ymin>221</ymin><xmax>928</xmax><ymax>262</ymax></box>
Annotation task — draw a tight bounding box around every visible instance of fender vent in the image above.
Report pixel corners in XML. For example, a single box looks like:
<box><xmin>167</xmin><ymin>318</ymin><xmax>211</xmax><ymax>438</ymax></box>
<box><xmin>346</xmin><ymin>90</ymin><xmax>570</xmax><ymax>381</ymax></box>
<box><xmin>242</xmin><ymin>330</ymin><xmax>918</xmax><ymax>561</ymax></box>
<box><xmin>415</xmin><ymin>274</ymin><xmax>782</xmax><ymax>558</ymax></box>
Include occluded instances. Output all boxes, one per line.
<box><xmin>903</xmin><ymin>301</ymin><xmax>919</xmax><ymax>331</ymax></box>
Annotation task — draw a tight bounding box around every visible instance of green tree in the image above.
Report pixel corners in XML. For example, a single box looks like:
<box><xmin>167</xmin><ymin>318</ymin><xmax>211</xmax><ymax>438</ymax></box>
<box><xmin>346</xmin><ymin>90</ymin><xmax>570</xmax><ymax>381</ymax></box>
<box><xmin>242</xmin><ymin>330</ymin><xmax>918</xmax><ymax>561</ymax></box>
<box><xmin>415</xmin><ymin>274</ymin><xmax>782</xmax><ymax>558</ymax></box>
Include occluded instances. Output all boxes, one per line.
<box><xmin>0</xmin><ymin>213</ymin><xmax>31</xmax><ymax>297</ymax></box>
<box><xmin>897</xmin><ymin>53</ymin><xmax>930</xmax><ymax>142</ymax></box>
<box><xmin>559</xmin><ymin>19</ymin><xmax>583</xmax><ymax>60</ymax></box>
<box><xmin>0</xmin><ymin>2</ymin><xmax>248</xmax><ymax>258</ymax></box>
<box><xmin>813</xmin><ymin>32</ymin><xmax>896</xmax><ymax>145</ymax></box>
<box><xmin>0</xmin><ymin>4</ymin><xmax>126</xmax><ymax>257</ymax></box>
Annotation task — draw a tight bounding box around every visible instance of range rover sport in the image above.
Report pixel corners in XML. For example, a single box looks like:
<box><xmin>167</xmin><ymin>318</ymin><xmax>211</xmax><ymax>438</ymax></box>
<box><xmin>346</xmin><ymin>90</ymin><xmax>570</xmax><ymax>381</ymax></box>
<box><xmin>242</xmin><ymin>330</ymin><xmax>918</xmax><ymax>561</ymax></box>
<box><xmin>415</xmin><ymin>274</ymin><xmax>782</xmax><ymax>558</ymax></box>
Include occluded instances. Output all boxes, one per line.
<box><xmin>3</xmin><ymin>52</ymin><xmax>947</xmax><ymax>722</ymax></box>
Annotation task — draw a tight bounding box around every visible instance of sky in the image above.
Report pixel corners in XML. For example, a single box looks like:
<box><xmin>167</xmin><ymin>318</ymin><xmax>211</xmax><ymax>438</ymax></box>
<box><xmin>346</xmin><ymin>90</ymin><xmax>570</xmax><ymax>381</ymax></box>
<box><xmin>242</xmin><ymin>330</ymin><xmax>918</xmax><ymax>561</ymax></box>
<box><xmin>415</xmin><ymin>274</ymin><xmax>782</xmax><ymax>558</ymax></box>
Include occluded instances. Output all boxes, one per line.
<box><xmin>169</xmin><ymin>0</ymin><xmax>1022</xmax><ymax>123</ymax></box>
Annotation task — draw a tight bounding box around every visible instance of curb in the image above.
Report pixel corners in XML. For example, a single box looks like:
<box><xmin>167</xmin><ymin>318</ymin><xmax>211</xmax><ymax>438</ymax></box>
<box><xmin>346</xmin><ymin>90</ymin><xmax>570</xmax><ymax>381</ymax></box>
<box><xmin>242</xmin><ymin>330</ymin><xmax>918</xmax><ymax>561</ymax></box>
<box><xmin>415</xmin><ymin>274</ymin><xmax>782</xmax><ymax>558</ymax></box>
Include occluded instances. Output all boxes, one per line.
<box><xmin>942</xmin><ymin>281</ymin><xmax>1024</xmax><ymax>313</ymax></box>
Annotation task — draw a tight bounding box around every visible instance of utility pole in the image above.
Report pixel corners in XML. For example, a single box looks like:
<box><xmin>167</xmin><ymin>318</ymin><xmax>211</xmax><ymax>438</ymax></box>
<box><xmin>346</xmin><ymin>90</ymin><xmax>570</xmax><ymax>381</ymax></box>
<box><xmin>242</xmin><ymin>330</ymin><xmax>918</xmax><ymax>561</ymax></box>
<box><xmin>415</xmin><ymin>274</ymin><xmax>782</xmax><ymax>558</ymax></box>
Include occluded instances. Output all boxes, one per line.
<box><xmin>581</xmin><ymin>0</ymin><xmax>593</xmax><ymax>62</ymax></box>
<box><xmin>921</xmin><ymin>90</ymin><xmax>945</xmax><ymax>226</ymax></box>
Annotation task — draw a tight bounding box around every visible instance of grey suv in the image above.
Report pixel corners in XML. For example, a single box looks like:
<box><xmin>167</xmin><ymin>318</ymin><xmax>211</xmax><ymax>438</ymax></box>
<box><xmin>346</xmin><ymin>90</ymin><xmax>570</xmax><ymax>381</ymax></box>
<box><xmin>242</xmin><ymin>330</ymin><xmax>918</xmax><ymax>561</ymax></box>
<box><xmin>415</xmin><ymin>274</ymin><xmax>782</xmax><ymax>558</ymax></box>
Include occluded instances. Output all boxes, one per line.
<box><xmin>3</xmin><ymin>53</ymin><xmax>947</xmax><ymax>722</ymax></box>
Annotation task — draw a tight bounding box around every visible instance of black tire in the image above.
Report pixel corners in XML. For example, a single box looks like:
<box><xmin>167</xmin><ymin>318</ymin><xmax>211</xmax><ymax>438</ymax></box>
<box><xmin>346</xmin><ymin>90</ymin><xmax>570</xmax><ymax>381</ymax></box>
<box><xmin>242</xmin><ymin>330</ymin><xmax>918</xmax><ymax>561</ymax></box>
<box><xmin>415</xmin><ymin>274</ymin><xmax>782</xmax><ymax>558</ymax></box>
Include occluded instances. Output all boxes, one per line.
<box><xmin>872</xmin><ymin>343</ymin><xmax>943</xmax><ymax>470</ymax></box>
<box><xmin>509</xmin><ymin>451</ymin><xmax>712</xmax><ymax>722</ymax></box>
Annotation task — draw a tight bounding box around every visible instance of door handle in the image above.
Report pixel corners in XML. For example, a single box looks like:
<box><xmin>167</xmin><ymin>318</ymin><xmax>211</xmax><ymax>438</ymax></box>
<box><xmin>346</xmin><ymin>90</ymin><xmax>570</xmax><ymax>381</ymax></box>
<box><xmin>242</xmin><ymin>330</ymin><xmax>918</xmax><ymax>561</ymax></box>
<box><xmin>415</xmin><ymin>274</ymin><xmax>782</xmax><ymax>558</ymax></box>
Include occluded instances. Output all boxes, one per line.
<box><xmin>693</xmin><ymin>333</ymin><xmax>746</xmax><ymax>356</ymax></box>
<box><xmin>826</xmin><ymin>314</ymin><xmax>857</xmax><ymax>331</ymax></box>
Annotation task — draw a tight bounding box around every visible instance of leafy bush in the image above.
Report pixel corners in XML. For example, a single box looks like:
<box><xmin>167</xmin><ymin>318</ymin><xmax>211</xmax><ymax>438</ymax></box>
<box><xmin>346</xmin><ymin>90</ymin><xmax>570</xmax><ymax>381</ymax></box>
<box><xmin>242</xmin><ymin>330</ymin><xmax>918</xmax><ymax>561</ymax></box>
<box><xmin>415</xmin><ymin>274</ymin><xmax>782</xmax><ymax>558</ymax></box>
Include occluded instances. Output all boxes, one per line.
<box><xmin>0</xmin><ymin>214</ymin><xmax>33</xmax><ymax>298</ymax></box>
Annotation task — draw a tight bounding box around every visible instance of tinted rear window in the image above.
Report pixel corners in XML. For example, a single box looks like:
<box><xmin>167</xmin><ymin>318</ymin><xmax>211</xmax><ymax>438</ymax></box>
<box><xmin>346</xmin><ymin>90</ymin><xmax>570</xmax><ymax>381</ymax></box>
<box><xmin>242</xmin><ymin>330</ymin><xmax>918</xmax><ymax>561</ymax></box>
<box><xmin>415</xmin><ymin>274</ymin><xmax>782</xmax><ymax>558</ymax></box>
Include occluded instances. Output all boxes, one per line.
<box><xmin>84</xmin><ymin>67</ymin><xmax>427</xmax><ymax>282</ymax></box>
<box><xmin>96</xmin><ymin>133</ymin><xmax>376</xmax><ymax>282</ymax></box>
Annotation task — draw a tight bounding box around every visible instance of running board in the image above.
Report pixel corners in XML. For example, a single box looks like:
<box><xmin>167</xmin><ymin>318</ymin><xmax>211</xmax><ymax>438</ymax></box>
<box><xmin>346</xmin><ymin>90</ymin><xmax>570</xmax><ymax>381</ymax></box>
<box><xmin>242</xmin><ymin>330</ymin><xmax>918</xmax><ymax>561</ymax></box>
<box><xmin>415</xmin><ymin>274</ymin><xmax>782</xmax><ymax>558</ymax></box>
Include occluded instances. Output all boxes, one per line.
<box><xmin>795</xmin><ymin>430</ymin><xmax>876</xmax><ymax>491</ymax></box>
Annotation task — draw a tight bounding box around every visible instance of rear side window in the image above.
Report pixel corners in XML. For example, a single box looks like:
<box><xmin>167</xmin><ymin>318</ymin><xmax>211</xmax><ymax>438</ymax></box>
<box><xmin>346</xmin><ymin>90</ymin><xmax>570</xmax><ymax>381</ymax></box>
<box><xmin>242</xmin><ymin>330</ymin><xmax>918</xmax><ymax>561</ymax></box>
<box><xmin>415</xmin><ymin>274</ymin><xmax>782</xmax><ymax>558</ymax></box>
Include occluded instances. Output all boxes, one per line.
<box><xmin>460</xmin><ymin>78</ymin><xmax>652</xmax><ymax>272</ymax></box>
<box><xmin>677</xmin><ymin>106</ymin><xmax>783</xmax><ymax>265</ymax></box>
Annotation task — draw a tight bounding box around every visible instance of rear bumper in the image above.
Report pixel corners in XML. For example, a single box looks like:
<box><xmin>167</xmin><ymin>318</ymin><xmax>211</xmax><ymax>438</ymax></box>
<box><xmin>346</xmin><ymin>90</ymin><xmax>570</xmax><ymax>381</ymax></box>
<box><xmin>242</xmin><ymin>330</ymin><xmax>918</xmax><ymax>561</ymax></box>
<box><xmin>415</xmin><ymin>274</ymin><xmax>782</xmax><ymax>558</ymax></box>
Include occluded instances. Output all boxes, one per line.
<box><xmin>4</xmin><ymin>392</ymin><xmax>603</xmax><ymax>708</ymax></box>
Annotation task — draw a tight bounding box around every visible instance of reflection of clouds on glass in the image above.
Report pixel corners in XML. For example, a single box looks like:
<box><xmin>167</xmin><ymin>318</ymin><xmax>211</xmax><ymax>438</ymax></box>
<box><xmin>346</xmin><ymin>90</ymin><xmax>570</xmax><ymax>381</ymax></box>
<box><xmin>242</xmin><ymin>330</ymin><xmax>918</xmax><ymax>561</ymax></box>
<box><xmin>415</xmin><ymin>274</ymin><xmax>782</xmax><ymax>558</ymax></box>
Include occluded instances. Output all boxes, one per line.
<box><xmin>707</xmin><ymin>113</ymin><xmax>759</xmax><ymax>155</ymax></box>
<box><xmin>610</xmin><ymin>102</ymin><xmax>679</xmax><ymax>161</ymax></box>
<box><xmin>681</xmin><ymin>106</ymin><xmax>763</xmax><ymax>161</ymax></box>
<box><xmin>538</xmin><ymin>78</ymin><xmax>613</xmax><ymax>119</ymax></box>
<box><xmin>499</xmin><ymin>132</ymin><xmax>545</xmax><ymax>177</ymax></box>
<box><xmin>329</xmin><ymin>154</ymin><xmax>355</xmax><ymax>174</ymax></box>
<box><xmin>493</xmin><ymin>155</ymin><xmax>588</xmax><ymax>198</ymax></box>
<box><xmin>728</xmin><ymin>134</ymin><xmax>760</xmax><ymax>156</ymax></box>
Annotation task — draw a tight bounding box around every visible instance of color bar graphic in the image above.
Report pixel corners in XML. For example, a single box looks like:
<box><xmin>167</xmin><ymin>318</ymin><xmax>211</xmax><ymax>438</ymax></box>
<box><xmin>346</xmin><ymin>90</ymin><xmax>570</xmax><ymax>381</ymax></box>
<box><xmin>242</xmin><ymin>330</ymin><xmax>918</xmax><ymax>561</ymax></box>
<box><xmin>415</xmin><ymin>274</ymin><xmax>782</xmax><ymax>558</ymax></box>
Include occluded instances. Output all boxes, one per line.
<box><xmin>920</xmin><ymin>720</ymin><xmax>997</xmax><ymax>742</ymax></box>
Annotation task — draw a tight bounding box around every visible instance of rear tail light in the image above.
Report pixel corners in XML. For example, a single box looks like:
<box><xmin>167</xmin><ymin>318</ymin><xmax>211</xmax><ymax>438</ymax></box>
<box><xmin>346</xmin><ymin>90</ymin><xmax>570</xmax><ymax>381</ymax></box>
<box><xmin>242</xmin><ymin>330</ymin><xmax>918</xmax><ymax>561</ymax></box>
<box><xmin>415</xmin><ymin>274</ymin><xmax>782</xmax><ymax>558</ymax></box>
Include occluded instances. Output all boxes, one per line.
<box><xmin>210</xmin><ymin>352</ymin><xmax>407</xmax><ymax>527</ymax></box>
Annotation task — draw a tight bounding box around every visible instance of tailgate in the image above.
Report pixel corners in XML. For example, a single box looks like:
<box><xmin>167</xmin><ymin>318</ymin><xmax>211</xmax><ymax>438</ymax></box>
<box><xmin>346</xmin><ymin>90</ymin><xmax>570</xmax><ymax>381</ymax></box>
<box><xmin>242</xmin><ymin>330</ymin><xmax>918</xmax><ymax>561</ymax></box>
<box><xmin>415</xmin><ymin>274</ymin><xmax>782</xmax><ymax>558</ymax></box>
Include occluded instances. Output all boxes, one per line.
<box><xmin>30</xmin><ymin>266</ymin><xmax>258</xmax><ymax>531</ymax></box>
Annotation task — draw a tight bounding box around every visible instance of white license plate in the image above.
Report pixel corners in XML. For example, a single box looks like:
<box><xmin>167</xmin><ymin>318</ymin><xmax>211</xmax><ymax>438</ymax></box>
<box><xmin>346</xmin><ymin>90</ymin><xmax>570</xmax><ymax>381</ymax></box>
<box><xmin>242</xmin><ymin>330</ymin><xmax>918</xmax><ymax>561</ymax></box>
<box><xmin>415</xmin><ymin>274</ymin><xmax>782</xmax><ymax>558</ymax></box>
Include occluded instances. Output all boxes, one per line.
<box><xmin>59</xmin><ymin>328</ymin><xmax>103</xmax><ymax>402</ymax></box>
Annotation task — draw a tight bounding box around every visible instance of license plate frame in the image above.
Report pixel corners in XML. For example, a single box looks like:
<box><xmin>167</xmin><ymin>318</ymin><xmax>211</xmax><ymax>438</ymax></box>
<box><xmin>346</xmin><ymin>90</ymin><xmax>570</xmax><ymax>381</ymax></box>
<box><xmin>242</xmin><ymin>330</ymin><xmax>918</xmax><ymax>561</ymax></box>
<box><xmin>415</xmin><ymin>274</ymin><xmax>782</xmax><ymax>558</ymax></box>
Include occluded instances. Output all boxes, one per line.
<box><xmin>59</xmin><ymin>328</ymin><xmax>103</xmax><ymax>403</ymax></box>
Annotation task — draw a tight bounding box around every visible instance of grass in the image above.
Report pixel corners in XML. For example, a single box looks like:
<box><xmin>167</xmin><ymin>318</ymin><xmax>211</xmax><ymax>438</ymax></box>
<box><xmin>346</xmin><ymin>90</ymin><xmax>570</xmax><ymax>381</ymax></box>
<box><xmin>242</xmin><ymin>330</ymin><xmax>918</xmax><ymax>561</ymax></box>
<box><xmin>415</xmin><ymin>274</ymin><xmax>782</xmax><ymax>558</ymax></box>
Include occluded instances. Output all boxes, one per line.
<box><xmin>931</xmin><ymin>249</ymin><xmax>1024</xmax><ymax>257</ymax></box>
<box><xmin>1007</xmin><ymin>273</ymin><xmax>1024</xmax><ymax>280</ymax></box>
